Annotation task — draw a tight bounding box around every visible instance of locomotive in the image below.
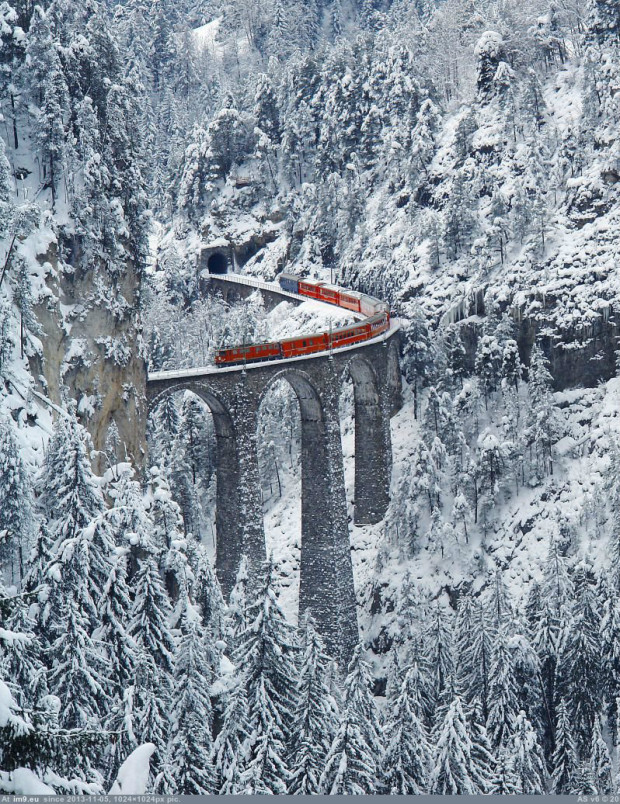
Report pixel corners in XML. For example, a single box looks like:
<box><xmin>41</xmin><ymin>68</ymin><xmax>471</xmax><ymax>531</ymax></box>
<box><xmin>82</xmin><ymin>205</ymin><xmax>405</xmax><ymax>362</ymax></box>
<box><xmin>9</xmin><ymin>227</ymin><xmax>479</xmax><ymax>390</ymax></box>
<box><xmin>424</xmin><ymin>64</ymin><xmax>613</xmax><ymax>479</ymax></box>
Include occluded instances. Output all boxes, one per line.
<box><xmin>214</xmin><ymin>273</ymin><xmax>390</xmax><ymax>367</ymax></box>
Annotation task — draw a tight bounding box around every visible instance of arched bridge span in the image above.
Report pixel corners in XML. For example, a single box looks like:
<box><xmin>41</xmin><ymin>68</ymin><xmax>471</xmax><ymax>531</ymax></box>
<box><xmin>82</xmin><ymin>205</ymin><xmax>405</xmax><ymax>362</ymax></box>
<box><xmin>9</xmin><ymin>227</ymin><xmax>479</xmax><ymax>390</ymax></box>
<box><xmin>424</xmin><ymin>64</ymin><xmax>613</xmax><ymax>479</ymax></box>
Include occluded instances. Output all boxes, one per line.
<box><xmin>146</xmin><ymin>275</ymin><xmax>402</xmax><ymax>664</ymax></box>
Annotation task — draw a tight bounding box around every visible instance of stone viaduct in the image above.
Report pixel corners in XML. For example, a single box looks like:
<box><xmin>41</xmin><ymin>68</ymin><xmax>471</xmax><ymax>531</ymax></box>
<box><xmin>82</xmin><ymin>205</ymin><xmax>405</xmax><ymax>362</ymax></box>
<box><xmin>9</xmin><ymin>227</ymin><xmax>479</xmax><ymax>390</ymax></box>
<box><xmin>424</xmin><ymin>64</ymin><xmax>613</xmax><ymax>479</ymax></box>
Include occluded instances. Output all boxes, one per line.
<box><xmin>146</xmin><ymin>274</ymin><xmax>402</xmax><ymax>666</ymax></box>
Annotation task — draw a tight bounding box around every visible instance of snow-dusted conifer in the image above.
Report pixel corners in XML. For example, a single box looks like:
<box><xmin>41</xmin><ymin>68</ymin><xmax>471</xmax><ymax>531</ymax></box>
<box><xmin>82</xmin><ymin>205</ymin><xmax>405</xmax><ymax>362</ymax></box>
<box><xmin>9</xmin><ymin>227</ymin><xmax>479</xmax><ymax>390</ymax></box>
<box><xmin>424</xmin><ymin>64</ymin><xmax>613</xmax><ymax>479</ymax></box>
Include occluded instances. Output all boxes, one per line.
<box><xmin>510</xmin><ymin>710</ymin><xmax>546</xmax><ymax>794</ymax></box>
<box><xmin>430</xmin><ymin>696</ymin><xmax>479</xmax><ymax>794</ymax></box>
<box><xmin>381</xmin><ymin>666</ymin><xmax>432</xmax><ymax>794</ymax></box>
<box><xmin>556</xmin><ymin>564</ymin><xmax>602</xmax><ymax>757</ymax></box>
<box><xmin>234</xmin><ymin>559</ymin><xmax>298</xmax><ymax>792</ymax></box>
<box><xmin>0</xmin><ymin>418</ymin><xmax>35</xmax><ymax>583</ymax></box>
<box><xmin>319</xmin><ymin>644</ymin><xmax>382</xmax><ymax>794</ymax></box>
<box><xmin>128</xmin><ymin>540</ymin><xmax>175</xmax><ymax>776</ymax></box>
<box><xmin>47</xmin><ymin>593</ymin><xmax>108</xmax><ymax>730</ymax></box>
<box><xmin>214</xmin><ymin>677</ymin><xmax>251</xmax><ymax>794</ymax></box>
<box><xmin>224</xmin><ymin>554</ymin><xmax>249</xmax><ymax>653</ymax></box>
<box><xmin>486</xmin><ymin>625</ymin><xmax>519</xmax><ymax>752</ymax></box>
<box><xmin>162</xmin><ymin>603</ymin><xmax>216</xmax><ymax>794</ymax></box>
<box><xmin>288</xmin><ymin>613</ymin><xmax>339</xmax><ymax>794</ymax></box>
<box><xmin>186</xmin><ymin>538</ymin><xmax>223</xmax><ymax>642</ymax></box>
<box><xmin>425</xmin><ymin>604</ymin><xmax>455</xmax><ymax>717</ymax></box>
<box><xmin>468</xmin><ymin>704</ymin><xmax>497</xmax><ymax>794</ymax></box>
<box><xmin>589</xmin><ymin>714</ymin><xmax>612</xmax><ymax>794</ymax></box>
<box><xmin>552</xmin><ymin>698</ymin><xmax>579</xmax><ymax>793</ymax></box>
<box><xmin>95</xmin><ymin>547</ymin><xmax>139</xmax><ymax>780</ymax></box>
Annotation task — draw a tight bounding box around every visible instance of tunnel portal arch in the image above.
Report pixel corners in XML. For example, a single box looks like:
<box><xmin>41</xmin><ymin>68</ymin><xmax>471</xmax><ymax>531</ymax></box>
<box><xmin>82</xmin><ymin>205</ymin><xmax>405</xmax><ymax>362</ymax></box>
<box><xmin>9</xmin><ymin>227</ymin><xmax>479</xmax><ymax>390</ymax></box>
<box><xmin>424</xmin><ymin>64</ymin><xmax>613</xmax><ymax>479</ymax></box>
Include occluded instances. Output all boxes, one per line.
<box><xmin>207</xmin><ymin>252</ymin><xmax>228</xmax><ymax>274</ymax></box>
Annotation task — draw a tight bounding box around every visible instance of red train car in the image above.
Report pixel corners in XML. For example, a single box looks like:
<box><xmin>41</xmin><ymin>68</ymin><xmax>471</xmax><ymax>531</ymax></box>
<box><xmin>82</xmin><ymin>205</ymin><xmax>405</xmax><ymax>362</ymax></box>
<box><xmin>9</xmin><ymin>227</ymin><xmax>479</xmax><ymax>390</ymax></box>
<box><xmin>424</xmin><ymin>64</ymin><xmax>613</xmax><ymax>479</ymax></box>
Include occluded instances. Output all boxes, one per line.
<box><xmin>317</xmin><ymin>283</ymin><xmax>340</xmax><ymax>305</ymax></box>
<box><xmin>215</xmin><ymin>340</ymin><xmax>281</xmax><ymax>366</ymax></box>
<box><xmin>297</xmin><ymin>279</ymin><xmax>325</xmax><ymax>299</ymax></box>
<box><xmin>339</xmin><ymin>290</ymin><xmax>363</xmax><ymax>313</ymax></box>
<box><xmin>280</xmin><ymin>332</ymin><xmax>329</xmax><ymax>359</ymax></box>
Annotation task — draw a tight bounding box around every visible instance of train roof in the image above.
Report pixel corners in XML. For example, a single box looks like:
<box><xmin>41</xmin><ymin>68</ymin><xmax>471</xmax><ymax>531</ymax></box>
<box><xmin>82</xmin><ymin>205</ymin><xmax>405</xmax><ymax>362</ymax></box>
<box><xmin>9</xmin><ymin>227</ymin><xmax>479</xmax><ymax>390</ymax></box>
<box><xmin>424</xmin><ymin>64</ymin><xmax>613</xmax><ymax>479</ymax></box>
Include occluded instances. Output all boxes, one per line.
<box><xmin>330</xmin><ymin>313</ymin><xmax>386</xmax><ymax>336</ymax></box>
<box><xmin>298</xmin><ymin>278</ymin><xmax>325</xmax><ymax>287</ymax></box>
<box><xmin>279</xmin><ymin>331</ymin><xmax>326</xmax><ymax>346</ymax></box>
<box><xmin>279</xmin><ymin>271</ymin><xmax>299</xmax><ymax>281</ymax></box>
<box><xmin>330</xmin><ymin>321</ymin><xmax>368</xmax><ymax>336</ymax></box>
<box><xmin>217</xmin><ymin>340</ymin><xmax>280</xmax><ymax>353</ymax></box>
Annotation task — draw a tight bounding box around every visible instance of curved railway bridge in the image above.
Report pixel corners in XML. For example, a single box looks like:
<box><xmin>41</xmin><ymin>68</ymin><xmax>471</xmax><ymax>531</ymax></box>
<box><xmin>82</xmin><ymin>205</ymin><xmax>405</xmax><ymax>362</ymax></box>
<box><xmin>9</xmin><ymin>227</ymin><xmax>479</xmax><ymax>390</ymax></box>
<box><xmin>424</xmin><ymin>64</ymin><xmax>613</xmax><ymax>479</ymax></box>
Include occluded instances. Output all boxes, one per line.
<box><xmin>146</xmin><ymin>273</ymin><xmax>402</xmax><ymax>664</ymax></box>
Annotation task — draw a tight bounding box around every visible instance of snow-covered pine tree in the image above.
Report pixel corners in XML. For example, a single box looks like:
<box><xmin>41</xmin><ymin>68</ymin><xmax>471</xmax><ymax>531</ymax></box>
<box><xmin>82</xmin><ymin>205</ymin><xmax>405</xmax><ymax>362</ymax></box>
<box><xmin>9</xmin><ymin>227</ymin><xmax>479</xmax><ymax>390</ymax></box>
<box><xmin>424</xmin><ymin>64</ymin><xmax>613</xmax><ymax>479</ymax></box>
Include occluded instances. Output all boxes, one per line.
<box><xmin>456</xmin><ymin>595</ymin><xmax>493</xmax><ymax>721</ymax></box>
<box><xmin>213</xmin><ymin>676</ymin><xmax>251</xmax><ymax>794</ymax></box>
<box><xmin>552</xmin><ymin>698</ymin><xmax>579</xmax><ymax>794</ymax></box>
<box><xmin>526</xmin><ymin>344</ymin><xmax>563</xmax><ymax>481</ymax></box>
<box><xmin>128</xmin><ymin>538</ymin><xmax>176</xmax><ymax>781</ymax></box>
<box><xmin>430</xmin><ymin>696</ymin><xmax>479</xmax><ymax>794</ymax></box>
<box><xmin>37</xmin><ymin>414</ymin><xmax>112</xmax><ymax>752</ymax></box>
<box><xmin>381</xmin><ymin>666</ymin><xmax>432</xmax><ymax>794</ymax></box>
<box><xmin>555</xmin><ymin>563</ymin><xmax>602</xmax><ymax>758</ymax></box>
<box><xmin>486</xmin><ymin>625</ymin><xmax>519</xmax><ymax>753</ymax></box>
<box><xmin>600</xmin><ymin>573</ymin><xmax>620</xmax><ymax>736</ymax></box>
<box><xmin>319</xmin><ymin>644</ymin><xmax>383</xmax><ymax>795</ymax></box>
<box><xmin>0</xmin><ymin>418</ymin><xmax>35</xmax><ymax>583</ymax></box>
<box><xmin>288</xmin><ymin>613</ymin><xmax>339</xmax><ymax>795</ymax></box>
<box><xmin>509</xmin><ymin>710</ymin><xmax>547</xmax><ymax>794</ymax></box>
<box><xmin>468</xmin><ymin>703</ymin><xmax>497</xmax><ymax>794</ymax></box>
<box><xmin>186</xmin><ymin>537</ymin><xmax>223</xmax><ymax>644</ymax></box>
<box><xmin>234</xmin><ymin>559</ymin><xmax>298</xmax><ymax>793</ymax></box>
<box><xmin>161</xmin><ymin>603</ymin><xmax>216</xmax><ymax>794</ymax></box>
<box><xmin>589</xmin><ymin>713</ymin><xmax>612</xmax><ymax>794</ymax></box>
<box><xmin>94</xmin><ymin>547</ymin><xmax>139</xmax><ymax>782</ymax></box>
<box><xmin>3</xmin><ymin>593</ymin><xmax>47</xmax><ymax>714</ymax></box>
<box><xmin>36</xmin><ymin>411</ymin><xmax>115</xmax><ymax>606</ymax></box>
<box><xmin>224</xmin><ymin>555</ymin><xmax>249</xmax><ymax>654</ymax></box>
<box><xmin>424</xmin><ymin>604</ymin><xmax>455</xmax><ymax>719</ymax></box>
<box><xmin>401</xmin><ymin>302</ymin><xmax>434</xmax><ymax>419</ymax></box>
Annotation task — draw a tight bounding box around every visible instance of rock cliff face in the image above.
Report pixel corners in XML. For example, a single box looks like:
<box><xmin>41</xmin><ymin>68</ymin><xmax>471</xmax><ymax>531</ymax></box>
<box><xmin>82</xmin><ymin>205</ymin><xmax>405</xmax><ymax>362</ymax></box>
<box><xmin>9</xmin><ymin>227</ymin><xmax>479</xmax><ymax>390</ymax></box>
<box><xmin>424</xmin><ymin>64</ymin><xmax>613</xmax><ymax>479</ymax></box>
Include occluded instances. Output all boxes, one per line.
<box><xmin>30</xmin><ymin>234</ymin><xmax>147</xmax><ymax>471</ymax></box>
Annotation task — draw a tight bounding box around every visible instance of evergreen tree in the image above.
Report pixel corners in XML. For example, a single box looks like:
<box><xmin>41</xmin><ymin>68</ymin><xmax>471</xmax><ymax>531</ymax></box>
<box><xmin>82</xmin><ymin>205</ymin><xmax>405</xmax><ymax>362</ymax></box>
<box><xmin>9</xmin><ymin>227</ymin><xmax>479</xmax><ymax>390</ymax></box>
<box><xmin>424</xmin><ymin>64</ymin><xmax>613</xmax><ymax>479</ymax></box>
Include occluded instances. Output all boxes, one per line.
<box><xmin>234</xmin><ymin>560</ymin><xmax>299</xmax><ymax>793</ymax></box>
<box><xmin>381</xmin><ymin>666</ymin><xmax>432</xmax><ymax>794</ymax></box>
<box><xmin>486</xmin><ymin>625</ymin><xmax>519</xmax><ymax>753</ymax></box>
<box><xmin>555</xmin><ymin>565</ymin><xmax>602</xmax><ymax>758</ymax></box>
<box><xmin>214</xmin><ymin>678</ymin><xmax>251</xmax><ymax>794</ymax></box>
<box><xmin>128</xmin><ymin>541</ymin><xmax>176</xmax><ymax>778</ymax></box>
<box><xmin>589</xmin><ymin>714</ymin><xmax>612</xmax><ymax>794</ymax></box>
<box><xmin>510</xmin><ymin>710</ymin><xmax>547</xmax><ymax>794</ymax></box>
<box><xmin>468</xmin><ymin>704</ymin><xmax>497</xmax><ymax>794</ymax></box>
<box><xmin>95</xmin><ymin>548</ymin><xmax>139</xmax><ymax>781</ymax></box>
<box><xmin>0</xmin><ymin>418</ymin><xmax>35</xmax><ymax>583</ymax></box>
<box><xmin>552</xmin><ymin>699</ymin><xmax>579</xmax><ymax>794</ymax></box>
<box><xmin>162</xmin><ymin>604</ymin><xmax>216</xmax><ymax>794</ymax></box>
<box><xmin>526</xmin><ymin>344</ymin><xmax>563</xmax><ymax>480</ymax></box>
<box><xmin>289</xmin><ymin>613</ymin><xmax>339</xmax><ymax>795</ymax></box>
<box><xmin>47</xmin><ymin>592</ymin><xmax>108</xmax><ymax>731</ymax></box>
<box><xmin>430</xmin><ymin>697</ymin><xmax>479</xmax><ymax>794</ymax></box>
<box><xmin>402</xmin><ymin>302</ymin><xmax>434</xmax><ymax>419</ymax></box>
<box><xmin>225</xmin><ymin>555</ymin><xmax>249</xmax><ymax>654</ymax></box>
<box><xmin>319</xmin><ymin>644</ymin><xmax>382</xmax><ymax>794</ymax></box>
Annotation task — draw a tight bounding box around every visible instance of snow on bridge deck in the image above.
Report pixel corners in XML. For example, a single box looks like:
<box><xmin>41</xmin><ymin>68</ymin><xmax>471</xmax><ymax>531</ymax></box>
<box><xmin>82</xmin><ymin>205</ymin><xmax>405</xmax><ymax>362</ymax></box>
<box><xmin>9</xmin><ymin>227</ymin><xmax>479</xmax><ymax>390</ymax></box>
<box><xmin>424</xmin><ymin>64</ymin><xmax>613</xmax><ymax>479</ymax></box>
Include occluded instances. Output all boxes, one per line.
<box><xmin>147</xmin><ymin>273</ymin><xmax>400</xmax><ymax>382</ymax></box>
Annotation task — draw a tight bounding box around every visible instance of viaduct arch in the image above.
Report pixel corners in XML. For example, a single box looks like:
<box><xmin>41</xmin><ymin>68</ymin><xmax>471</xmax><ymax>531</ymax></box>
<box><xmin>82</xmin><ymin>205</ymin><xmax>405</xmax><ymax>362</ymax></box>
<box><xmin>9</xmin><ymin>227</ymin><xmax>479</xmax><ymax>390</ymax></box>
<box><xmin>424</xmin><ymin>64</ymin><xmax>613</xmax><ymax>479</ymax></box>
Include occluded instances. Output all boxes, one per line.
<box><xmin>146</xmin><ymin>276</ymin><xmax>402</xmax><ymax>665</ymax></box>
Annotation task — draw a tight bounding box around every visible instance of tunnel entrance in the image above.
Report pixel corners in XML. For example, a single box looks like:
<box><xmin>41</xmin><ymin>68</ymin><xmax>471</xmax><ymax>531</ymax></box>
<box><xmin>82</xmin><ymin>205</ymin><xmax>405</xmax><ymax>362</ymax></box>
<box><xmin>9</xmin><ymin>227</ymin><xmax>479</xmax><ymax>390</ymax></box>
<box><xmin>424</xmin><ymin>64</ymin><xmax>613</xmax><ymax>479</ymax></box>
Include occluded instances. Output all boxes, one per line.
<box><xmin>208</xmin><ymin>252</ymin><xmax>228</xmax><ymax>274</ymax></box>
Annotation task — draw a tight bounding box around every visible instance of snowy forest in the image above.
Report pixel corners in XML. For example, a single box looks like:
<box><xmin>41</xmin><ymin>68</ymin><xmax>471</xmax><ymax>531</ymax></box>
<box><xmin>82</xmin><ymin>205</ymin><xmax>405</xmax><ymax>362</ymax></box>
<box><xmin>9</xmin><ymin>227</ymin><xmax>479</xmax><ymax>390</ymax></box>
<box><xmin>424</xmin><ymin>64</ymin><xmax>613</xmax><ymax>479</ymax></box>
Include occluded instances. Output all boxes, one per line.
<box><xmin>0</xmin><ymin>0</ymin><xmax>618</xmax><ymax>795</ymax></box>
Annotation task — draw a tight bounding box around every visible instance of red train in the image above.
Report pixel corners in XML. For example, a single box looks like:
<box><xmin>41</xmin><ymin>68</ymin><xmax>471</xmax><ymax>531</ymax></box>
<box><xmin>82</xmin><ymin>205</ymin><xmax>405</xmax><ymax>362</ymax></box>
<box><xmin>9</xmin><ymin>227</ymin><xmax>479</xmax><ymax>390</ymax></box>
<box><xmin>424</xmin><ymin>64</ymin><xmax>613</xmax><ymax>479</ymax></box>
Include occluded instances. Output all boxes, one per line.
<box><xmin>214</xmin><ymin>274</ymin><xmax>390</xmax><ymax>367</ymax></box>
